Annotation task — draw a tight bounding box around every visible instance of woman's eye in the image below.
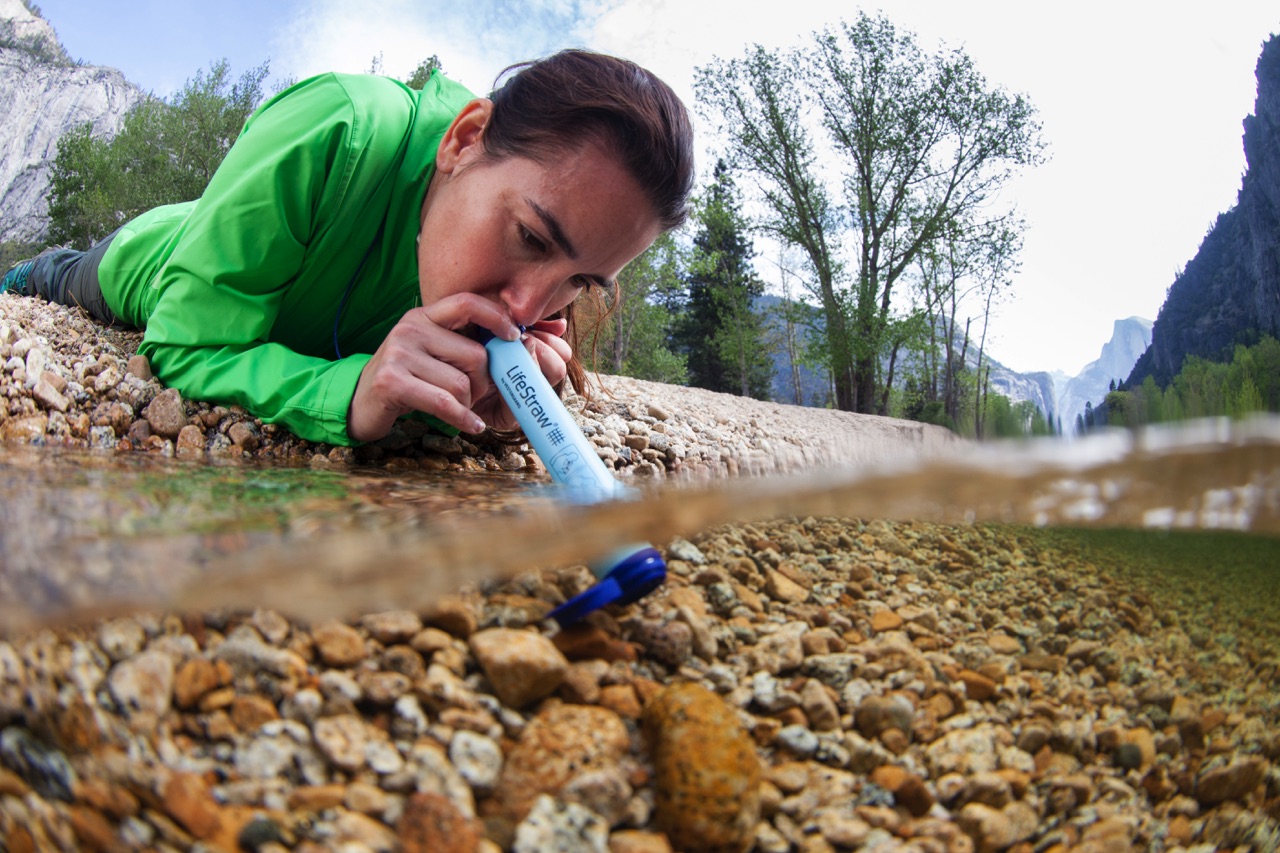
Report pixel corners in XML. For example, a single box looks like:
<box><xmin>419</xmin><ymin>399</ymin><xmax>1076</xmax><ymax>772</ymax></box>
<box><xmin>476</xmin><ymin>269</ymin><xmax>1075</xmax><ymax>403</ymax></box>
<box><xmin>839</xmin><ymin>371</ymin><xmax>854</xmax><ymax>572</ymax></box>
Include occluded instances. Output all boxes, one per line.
<box><xmin>519</xmin><ymin>226</ymin><xmax>548</xmax><ymax>253</ymax></box>
<box><xmin>571</xmin><ymin>275</ymin><xmax>595</xmax><ymax>290</ymax></box>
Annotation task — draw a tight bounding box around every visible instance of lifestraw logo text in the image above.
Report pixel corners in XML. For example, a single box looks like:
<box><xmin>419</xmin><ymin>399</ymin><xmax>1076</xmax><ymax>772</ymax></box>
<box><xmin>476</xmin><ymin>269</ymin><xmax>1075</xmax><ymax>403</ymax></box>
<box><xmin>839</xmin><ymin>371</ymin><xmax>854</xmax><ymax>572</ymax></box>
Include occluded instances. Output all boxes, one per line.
<box><xmin>502</xmin><ymin>365</ymin><xmax>556</xmax><ymax>431</ymax></box>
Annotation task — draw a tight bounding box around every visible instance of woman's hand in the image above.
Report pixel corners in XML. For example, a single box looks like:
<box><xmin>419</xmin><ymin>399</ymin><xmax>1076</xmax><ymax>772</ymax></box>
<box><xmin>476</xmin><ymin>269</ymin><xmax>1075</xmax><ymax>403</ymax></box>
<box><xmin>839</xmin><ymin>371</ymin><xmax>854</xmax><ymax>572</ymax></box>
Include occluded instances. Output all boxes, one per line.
<box><xmin>347</xmin><ymin>295</ymin><xmax>571</xmax><ymax>442</ymax></box>
<box><xmin>472</xmin><ymin>317</ymin><xmax>571</xmax><ymax>431</ymax></box>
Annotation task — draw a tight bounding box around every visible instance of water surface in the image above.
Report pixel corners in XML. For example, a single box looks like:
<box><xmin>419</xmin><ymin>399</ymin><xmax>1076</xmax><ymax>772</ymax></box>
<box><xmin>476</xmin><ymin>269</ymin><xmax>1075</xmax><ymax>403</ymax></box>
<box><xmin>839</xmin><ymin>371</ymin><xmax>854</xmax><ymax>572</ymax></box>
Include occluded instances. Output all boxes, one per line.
<box><xmin>2</xmin><ymin>416</ymin><xmax>1278</xmax><ymax>636</ymax></box>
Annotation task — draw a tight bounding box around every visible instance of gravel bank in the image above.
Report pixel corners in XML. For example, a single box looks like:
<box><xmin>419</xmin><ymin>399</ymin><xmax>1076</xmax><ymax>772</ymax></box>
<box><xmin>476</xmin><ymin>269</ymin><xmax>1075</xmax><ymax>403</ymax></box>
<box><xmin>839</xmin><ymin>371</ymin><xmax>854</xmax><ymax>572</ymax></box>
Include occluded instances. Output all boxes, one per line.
<box><xmin>0</xmin><ymin>294</ymin><xmax>957</xmax><ymax>477</ymax></box>
<box><xmin>0</xmin><ymin>295</ymin><xmax>1276</xmax><ymax>852</ymax></box>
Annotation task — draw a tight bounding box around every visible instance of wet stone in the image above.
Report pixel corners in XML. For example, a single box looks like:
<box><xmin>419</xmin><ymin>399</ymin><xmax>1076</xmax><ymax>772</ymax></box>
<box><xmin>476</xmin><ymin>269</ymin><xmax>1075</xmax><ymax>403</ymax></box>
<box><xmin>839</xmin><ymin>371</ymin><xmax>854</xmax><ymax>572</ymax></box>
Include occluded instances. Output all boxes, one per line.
<box><xmin>469</xmin><ymin>627</ymin><xmax>568</xmax><ymax>708</ymax></box>
<box><xmin>313</xmin><ymin>619</ymin><xmax>368</xmax><ymax>667</ymax></box>
<box><xmin>449</xmin><ymin>730</ymin><xmax>503</xmax><ymax>794</ymax></box>
<box><xmin>108</xmin><ymin>649</ymin><xmax>174</xmax><ymax>718</ymax></box>
<box><xmin>312</xmin><ymin>714</ymin><xmax>369</xmax><ymax>772</ymax></box>
<box><xmin>362</xmin><ymin>610</ymin><xmax>423</xmax><ymax>644</ymax></box>
<box><xmin>644</xmin><ymin>682</ymin><xmax>761</xmax><ymax>853</ymax></box>
<box><xmin>1196</xmin><ymin>757</ymin><xmax>1268</xmax><ymax>805</ymax></box>
<box><xmin>0</xmin><ymin>727</ymin><xmax>75</xmax><ymax>801</ymax></box>
<box><xmin>143</xmin><ymin>387</ymin><xmax>187</xmax><ymax>438</ymax></box>
<box><xmin>176</xmin><ymin>423</ymin><xmax>204</xmax><ymax>455</ymax></box>
<box><xmin>492</xmin><ymin>702</ymin><xmax>628</xmax><ymax>824</ymax></box>
<box><xmin>512</xmin><ymin>794</ymin><xmax>609</xmax><ymax>853</ymax></box>
<box><xmin>397</xmin><ymin>792</ymin><xmax>482</xmax><ymax>853</ymax></box>
<box><xmin>855</xmin><ymin>693</ymin><xmax>915</xmax><ymax>738</ymax></box>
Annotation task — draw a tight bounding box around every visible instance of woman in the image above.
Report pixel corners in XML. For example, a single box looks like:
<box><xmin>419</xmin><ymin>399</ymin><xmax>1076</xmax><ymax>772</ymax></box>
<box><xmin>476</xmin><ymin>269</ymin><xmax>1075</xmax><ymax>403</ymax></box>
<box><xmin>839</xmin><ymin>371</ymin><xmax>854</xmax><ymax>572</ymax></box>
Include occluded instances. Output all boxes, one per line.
<box><xmin>2</xmin><ymin>50</ymin><xmax>694</xmax><ymax>446</ymax></box>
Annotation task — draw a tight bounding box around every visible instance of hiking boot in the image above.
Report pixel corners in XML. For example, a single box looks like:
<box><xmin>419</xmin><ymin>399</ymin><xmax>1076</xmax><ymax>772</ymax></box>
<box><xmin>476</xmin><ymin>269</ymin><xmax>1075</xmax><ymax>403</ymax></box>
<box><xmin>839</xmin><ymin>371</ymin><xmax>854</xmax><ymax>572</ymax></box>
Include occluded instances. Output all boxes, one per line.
<box><xmin>0</xmin><ymin>259</ymin><xmax>35</xmax><ymax>295</ymax></box>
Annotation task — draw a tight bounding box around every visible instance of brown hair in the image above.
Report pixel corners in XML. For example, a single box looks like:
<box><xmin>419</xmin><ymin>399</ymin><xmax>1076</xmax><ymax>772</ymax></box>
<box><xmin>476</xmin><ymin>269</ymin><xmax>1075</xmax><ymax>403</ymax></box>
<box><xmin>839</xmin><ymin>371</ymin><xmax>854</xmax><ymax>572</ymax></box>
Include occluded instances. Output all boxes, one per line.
<box><xmin>485</xmin><ymin>50</ymin><xmax>695</xmax><ymax>399</ymax></box>
<box><xmin>486</xmin><ymin>49</ymin><xmax>695</xmax><ymax>231</ymax></box>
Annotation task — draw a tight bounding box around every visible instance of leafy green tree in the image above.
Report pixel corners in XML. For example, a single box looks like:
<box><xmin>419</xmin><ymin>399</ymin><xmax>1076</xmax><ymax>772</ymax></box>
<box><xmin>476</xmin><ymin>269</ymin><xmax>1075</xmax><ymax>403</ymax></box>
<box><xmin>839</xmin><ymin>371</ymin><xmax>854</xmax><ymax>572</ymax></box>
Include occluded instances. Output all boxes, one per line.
<box><xmin>367</xmin><ymin>53</ymin><xmax>442</xmax><ymax>89</ymax></box>
<box><xmin>48</xmin><ymin>60</ymin><xmax>270</xmax><ymax>248</ymax></box>
<box><xmin>584</xmin><ymin>232</ymin><xmax>688</xmax><ymax>384</ymax></box>
<box><xmin>678</xmin><ymin>162</ymin><xmax>772</xmax><ymax>398</ymax></box>
<box><xmin>910</xmin><ymin>212</ymin><xmax>1022</xmax><ymax>426</ymax></box>
<box><xmin>0</xmin><ymin>240</ymin><xmax>42</xmax><ymax>272</ymax></box>
<box><xmin>1173</xmin><ymin>356</ymin><xmax>1229</xmax><ymax>419</ymax></box>
<box><xmin>404</xmin><ymin>56</ymin><xmax>443</xmax><ymax>89</ymax></box>
<box><xmin>1139</xmin><ymin>375</ymin><xmax>1166</xmax><ymax>423</ymax></box>
<box><xmin>696</xmin><ymin>12</ymin><xmax>1043</xmax><ymax>414</ymax></box>
<box><xmin>1104</xmin><ymin>390</ymin><xmax>1136</xmax><ymax>428</ymax></box>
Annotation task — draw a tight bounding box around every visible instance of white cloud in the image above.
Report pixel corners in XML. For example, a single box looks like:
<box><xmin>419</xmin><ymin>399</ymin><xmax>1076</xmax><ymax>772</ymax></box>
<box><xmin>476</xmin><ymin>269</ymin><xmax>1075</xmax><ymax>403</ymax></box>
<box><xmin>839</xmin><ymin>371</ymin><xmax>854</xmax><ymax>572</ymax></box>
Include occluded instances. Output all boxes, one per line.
<box><xmin>277</xmin><ymin>0</ymin><xmax>602</xmax><ymax>95</ymax></box>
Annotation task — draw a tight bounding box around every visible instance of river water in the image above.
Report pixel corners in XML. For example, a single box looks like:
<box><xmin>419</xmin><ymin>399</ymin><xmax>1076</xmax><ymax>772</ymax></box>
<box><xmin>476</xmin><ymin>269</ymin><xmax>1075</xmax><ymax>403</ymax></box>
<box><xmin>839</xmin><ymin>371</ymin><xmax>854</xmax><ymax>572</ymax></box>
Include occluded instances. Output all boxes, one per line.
<box><xmin>1</xmin><ymin>415</ymin><xmax>1278</xmax><ymax>637</ymax></box>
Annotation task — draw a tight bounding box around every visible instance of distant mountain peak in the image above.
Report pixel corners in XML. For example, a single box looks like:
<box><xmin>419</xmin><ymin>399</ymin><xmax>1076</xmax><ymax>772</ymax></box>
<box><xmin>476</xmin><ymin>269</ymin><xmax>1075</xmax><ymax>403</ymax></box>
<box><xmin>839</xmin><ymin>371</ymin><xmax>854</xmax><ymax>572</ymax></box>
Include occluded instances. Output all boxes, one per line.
<box><xmin>1056</xmin><ymin>316</ymin><xmax>1152</xmax><ymax>431</ymax></box>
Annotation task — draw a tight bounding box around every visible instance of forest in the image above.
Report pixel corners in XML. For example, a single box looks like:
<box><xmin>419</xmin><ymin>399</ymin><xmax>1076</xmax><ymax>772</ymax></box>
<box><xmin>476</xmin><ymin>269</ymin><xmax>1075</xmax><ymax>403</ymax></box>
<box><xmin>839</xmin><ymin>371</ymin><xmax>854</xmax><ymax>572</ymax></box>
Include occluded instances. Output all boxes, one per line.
<box><xmin>1084</xmin><ymin>336</ymin><xmax>1280</xmax><ymax>431</ymax></box>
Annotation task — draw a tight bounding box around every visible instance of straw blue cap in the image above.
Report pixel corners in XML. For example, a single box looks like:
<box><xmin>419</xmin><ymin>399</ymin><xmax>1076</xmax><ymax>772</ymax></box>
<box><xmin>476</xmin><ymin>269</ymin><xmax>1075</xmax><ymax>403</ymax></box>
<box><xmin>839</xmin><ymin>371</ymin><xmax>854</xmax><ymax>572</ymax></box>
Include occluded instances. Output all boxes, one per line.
<box><xmin>549</xmin><ymin>546</ymin><xmax>667</xmax><ymax>625</ymax></box>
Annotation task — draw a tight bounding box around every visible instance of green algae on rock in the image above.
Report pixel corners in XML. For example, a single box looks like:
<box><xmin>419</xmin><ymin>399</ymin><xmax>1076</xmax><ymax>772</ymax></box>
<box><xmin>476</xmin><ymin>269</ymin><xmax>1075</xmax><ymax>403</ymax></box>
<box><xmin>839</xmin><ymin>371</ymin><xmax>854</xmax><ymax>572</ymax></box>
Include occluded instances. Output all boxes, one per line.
<box><xmin>642</xmin><ymin>681</ymin><xmax>761</xmax><ymax>853</ymax></box>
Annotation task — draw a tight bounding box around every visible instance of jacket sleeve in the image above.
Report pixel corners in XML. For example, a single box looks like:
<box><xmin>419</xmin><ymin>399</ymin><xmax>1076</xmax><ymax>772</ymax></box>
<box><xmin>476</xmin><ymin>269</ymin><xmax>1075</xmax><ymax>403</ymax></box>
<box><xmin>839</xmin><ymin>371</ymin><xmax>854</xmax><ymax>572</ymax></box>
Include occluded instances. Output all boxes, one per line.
<box><xmin>136</xmin><ymin>75</ymin><xmax>379</xmax><ymax>446</ymax></box>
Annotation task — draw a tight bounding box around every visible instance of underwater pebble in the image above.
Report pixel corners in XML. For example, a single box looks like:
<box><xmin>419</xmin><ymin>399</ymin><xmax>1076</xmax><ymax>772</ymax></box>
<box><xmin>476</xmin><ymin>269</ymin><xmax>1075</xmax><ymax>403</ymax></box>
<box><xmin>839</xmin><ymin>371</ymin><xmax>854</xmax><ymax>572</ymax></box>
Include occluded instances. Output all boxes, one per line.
<box><xmin>643</xmin><ymin>682</ymin><xmax>761</xmax><ymax>853</ymax></box>
<box><xmin>512</xmin><ymin>794</ymin><xmax>609</xmax><ymax>853</ymax></box>
<box><xmin>492</xmin><ymin>702</ymin><xmax>629</xmax><ymax>823</ymax></box>
<box><xmin>469</xmin><ymin>627</ymin><xmax>568</xmax><ymax>708</ymax></box>
<box><xmin>449</xmin><ymin>730</ymin><xmax>503</xmax><ymax>793</ymax></box>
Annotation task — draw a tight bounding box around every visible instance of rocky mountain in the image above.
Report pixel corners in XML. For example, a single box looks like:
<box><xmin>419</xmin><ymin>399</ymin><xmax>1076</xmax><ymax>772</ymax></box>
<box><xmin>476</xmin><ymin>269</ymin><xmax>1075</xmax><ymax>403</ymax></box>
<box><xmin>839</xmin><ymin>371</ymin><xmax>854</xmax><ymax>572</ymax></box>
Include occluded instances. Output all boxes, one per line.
<box><xmin>1128</xmin><ymin>33</ymin><xmax>1280</xmax><ymax>387</ymax></box>
<box><xmin>0</xmin><ymin>0</ymin><xmax>143</xmax><ymax>244</ymax></box>
<box><xmin>1058</xmin><ymin>316</ymin><xmax>1153</xmax><ymax>431</ymax></box>
<box><xmin>982</xmin><ymin>359</ymin><xmax>1056</xmax><ymax>424</ymax></box>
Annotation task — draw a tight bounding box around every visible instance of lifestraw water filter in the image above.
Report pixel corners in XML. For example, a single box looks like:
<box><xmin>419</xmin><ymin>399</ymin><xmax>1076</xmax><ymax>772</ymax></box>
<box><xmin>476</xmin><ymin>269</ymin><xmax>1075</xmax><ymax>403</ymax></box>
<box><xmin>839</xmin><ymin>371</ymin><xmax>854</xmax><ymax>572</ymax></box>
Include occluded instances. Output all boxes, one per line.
<box><xmin>481</xmin><ymin>330</ymin><xmax>666</xmax><ymax>624</ymax></box>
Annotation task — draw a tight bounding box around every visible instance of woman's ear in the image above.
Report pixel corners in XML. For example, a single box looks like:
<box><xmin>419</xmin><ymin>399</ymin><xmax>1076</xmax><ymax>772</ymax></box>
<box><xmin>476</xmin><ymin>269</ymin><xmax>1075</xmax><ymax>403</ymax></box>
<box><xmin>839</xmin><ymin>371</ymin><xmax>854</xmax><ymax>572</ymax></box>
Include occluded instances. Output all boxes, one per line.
<box><xmin>436</xmin><ymin>98</ymin><xmax>494</xmax><ymax>175</ymax></box>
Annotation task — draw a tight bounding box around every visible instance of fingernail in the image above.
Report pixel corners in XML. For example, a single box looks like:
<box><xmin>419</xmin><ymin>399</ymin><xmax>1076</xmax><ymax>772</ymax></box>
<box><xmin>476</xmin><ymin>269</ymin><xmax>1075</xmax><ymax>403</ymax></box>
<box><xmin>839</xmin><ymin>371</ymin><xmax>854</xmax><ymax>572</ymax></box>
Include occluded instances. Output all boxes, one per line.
<box><xmin>504</xmin><ymin>324</ymin><xmax>521</xmax><ymax>341</ymax></box>
<box><xmin>469</xmin><ymin>415</ymin><xmax>486</xmax><ymax>434</ymax></box>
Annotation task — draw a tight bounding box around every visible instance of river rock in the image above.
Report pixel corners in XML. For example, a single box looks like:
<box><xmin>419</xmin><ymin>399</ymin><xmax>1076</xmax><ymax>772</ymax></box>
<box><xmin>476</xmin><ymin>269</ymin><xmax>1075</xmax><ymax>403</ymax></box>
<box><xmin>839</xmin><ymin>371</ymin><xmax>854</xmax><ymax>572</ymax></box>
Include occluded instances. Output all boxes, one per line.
<box><xmin>469</xmin><ymin>627</ymin><xmax>568</xmax><ymax>708</ymax></box>
<box><xmin>512</xmin><ymin>794</ymin><xmax>608</xmax><ymax>853</ymax></box>
<box><xmin>491</xmin><ymin>702</ymin><xmax>629</xmax><ymax>823</ymax></box>
<box><xmin>313</xmin><ymin>714</ymin><xmax>370</xmax><ymax>772</ymax></box>
<box><xmin>956</xmin><ymin>802</ymin><xmax>1016</xmax><ymax>853</ymax></box>
<box><xmin>142</xmin><ymin>387</ymin><xmax>187</xmax><ymax>438</ymax></box>
<box><xmin>313</xmin><ymin>620</ymin><xmax>368</xmax><ymax>667</ymax></box>
<box><xmin>1195</xmin><ymin>757</ymin><xmax>1269</xmax><ymax>805</ymax></box>
<box><xmin>643</xmin><ymin>682</ymin><xmax>761</xmax><ymax>853</ymax></box>
<box><xmin>449</xmin><ymin>730</ymin><xmax>503</xmax><ymax>793</ymax></box>
<box><xmin>107</xmin><ymin>650</ymin><xmax>174</xmax><ymax>719</ymax></box>
<box><xmin>855</xmin><ymin>693</ymin><xmax>915</xmax><ymax>738</ymax></box>
<box><xmin>397</xmin><ymin>792</ymin><xmax>482</xmax><ymax>853</ymax></box>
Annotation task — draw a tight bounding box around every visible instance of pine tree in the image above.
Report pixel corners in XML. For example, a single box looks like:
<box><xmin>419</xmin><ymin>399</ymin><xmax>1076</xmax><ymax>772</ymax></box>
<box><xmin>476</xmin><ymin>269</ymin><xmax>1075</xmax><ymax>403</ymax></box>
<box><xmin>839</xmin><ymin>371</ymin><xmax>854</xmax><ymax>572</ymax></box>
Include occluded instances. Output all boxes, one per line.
<box><xmin>677</xmin><ymin>161</ymin><xmax>773</xmax><ymax>398</ymax></box>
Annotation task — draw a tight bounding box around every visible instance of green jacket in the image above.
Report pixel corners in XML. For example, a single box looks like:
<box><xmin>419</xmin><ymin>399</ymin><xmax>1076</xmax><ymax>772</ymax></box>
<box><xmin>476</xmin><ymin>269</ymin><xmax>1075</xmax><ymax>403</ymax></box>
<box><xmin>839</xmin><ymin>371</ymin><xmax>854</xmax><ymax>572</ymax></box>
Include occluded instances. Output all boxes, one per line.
<box><xmin>98</xmin><ymin>71</ymin><xmax>476</xmax><ymax>445</ymax></box>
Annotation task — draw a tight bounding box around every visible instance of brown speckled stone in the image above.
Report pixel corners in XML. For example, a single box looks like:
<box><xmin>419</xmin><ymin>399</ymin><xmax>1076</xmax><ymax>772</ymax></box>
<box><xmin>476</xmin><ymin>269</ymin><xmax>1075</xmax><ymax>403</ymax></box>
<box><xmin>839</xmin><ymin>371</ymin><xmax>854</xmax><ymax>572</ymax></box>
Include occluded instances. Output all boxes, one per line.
<box><xmin>643</xmin><ymin>682</ymin><xmax>761</xmax><ymax>853</ymax></box>
<box><xmin>489</xmin><ymin>701</ymin><xmax>630</xmax><ymax>824</ymax></box>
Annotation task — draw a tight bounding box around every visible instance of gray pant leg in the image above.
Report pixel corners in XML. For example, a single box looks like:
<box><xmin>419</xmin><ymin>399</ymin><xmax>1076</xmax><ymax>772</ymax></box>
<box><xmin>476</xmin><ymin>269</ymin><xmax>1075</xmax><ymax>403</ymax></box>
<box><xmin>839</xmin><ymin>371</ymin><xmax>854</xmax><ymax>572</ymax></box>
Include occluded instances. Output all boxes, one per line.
<box><xmin>31</xmin><ymin>230</ymin><xmax>128</xmax><ymax>327</ymax></box>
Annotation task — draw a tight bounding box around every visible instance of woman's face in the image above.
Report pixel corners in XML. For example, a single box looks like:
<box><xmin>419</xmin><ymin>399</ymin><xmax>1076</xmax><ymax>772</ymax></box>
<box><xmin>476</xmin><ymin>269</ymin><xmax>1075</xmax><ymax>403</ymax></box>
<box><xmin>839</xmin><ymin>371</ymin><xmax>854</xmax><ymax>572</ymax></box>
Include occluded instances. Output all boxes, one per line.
<box><xmin>417</xmin><ymin>99</ymin><xmax>662</xmax><ymax>329</ymax></box>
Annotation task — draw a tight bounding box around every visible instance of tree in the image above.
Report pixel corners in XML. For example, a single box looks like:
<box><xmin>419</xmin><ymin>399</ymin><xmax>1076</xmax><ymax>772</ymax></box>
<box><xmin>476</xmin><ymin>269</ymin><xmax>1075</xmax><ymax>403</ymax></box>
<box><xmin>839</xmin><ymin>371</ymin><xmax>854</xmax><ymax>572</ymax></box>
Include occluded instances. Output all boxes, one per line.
<box><xmin>766</xmin><ymin>248</ymin><xmax>826</xmax><ymax>405</ymax></box>
<box><xmin>678</xmin><ymin>161</ymin><xmax>773</xmax><ymax>398</ymax></box>
<box><xmin>368</xmin><ymin>53</ymin><xmax>442</xmax><ymax>89</ymax></box>
<box><xmin>912</xmin><ymin>213</ymin><xmax>1021</xmax><ymax>426</ymax></box>
<box><xmin>404</xmin><ymin>56</ymin><xmax>443</xmax><ymax>89</ymax></box>
<box><xmin>696</xmin><ymin>12</ymin><xmax>1043</xmax><ymax>414</ymax></box>
<box><xmin>583</xmin><ymin>232</ymin><xmax>688</xmax><ymax>384</ymax></box>
<box><xmin>48</xmin><ymin>59</ymin><xmax>269</xmax><ymax>248</ymax></box>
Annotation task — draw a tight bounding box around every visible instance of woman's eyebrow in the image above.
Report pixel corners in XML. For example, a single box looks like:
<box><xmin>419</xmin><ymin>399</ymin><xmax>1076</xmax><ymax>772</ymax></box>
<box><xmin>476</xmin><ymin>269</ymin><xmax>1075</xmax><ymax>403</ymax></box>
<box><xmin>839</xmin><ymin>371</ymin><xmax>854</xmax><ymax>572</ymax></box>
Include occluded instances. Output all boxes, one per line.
<box><xmin>526</xmin><ymin>199</ymin><xmax>578</xmax><ymax>259</ymax></box>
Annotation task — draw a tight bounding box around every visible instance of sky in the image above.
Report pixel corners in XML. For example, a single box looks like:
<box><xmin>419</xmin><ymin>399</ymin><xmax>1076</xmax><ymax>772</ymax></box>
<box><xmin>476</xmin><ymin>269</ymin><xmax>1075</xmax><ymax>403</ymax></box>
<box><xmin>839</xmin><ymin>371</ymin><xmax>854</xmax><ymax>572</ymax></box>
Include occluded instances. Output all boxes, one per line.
<box><xmin>31</xmin><ymin>0</ymin><xmax>1280</xmax><ymax>377</ymax></box>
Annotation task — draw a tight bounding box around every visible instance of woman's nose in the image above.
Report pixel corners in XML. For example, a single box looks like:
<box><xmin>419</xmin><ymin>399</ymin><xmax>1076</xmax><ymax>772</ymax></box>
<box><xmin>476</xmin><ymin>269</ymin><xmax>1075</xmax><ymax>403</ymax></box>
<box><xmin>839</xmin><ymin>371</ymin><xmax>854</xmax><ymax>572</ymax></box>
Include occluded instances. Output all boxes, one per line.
<box><xmin>501</xmin><ymin>275</ymin><xmax>561</xmax><ymax>328</ymax></box>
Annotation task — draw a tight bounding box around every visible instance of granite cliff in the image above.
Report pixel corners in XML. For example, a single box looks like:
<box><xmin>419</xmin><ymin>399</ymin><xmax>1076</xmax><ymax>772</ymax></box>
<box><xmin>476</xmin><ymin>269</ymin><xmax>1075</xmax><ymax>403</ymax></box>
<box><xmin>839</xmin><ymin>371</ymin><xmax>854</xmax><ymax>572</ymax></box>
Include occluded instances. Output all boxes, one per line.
<box><xmin>0</xmin><ymin>0</ymin><xmax>143</xmax><ymax>244</ymax></box>
<box><xmin>1058</xmin><ymin>316</ymin><xmax>1152</xmax><ymax>431</ymax></box>
<box><xmin>1129</xmin><ymin>33</ymin><xmax>1280</xmax><ymax>386</ymax></box>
